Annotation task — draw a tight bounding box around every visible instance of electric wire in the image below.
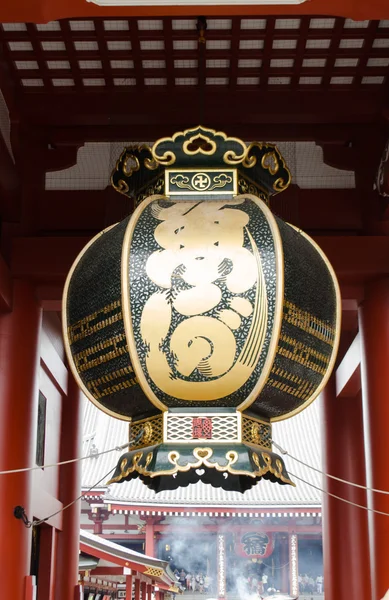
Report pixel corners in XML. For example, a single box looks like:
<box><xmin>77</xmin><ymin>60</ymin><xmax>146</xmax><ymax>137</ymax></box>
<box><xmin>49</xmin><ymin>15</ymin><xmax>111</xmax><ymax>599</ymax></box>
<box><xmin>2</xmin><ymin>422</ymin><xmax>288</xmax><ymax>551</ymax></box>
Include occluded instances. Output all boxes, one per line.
<box><xmin>28</xmin><ymin>465</ymin><xmax>117</xmax><ymax>528</ymax></box>
<box><xmin>2</xmin><ymin>433</ymin><xmax>143</xmax><ymax>475</ymax></box>
<box><xmin>273</xmin><ymin>439</ymin><xmax>389</xmax><ymax>496</ymax></box>
<box><xmin>289</xmin><ymin>471</ymin><xmax>389</xmax><ymax>518</ymax></box>
<box><xmin>16</xmin><ymin>429</ymin><xmax>144</xmax><ymax>528</ymax></box>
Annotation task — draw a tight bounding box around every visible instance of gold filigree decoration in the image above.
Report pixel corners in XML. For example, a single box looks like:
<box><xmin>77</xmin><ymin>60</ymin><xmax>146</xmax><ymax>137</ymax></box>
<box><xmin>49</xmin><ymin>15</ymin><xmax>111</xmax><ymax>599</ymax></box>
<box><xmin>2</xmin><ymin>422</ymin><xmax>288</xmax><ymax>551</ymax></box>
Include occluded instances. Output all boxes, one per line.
<box><xmin>183</xmin><ymin>133</ymin><xmax>217</xmax><ymax>156</ymax></box>
<box><xmin>123</xmin><ymin>154</ymin><xmax>140</xmax><ymax>177</ymax></box>
<box><xmin>242</xmin><ymin>142</ymin><xmax>292</xmax><ymax>194</ymax></box>
<box><xmin>151</xmin><ymin>125</ymin><xmax>248</xmax><ymax>167</ymax></box>
<box><xmin>242</xmin><ymin>142</ymin><xmax>266</xmax><ymax>168</ymax></box>
<box><xmin>107</xmin><ymin>445</ymin><xmax>294</xmax><ymax>486</ymax></box>
<box><xmin>273</xmin><ymin>177</ymin><xmax>290</xmax><ymax>192</ymax></box>
<box><xmin>251</xmin><ymin>423</ymin><xmax>262</xmax><ymax>445</ymax></box>
<box><xmin>242</xmin><ymin>415</ymin><xmax>271</xmax><ymax>450</ymax></box>
<box><xmin>130</xmin><ymin>415</ymin><xmax>164</xmax><ymax>450</ymax></box>
<box><xmin>170</xmin><ymin>174</ymin><xmax>192</xmax><ymax>190</ymax></box>
<box><xmin>261</xmin><ymin>151</ymin><xmax>279</xmax><ymax>176</ymax></box>
<box><xmin>117</xmin><ymin>179</ymin><xmax>129</xmax><ymax>194</ymax></box>
<box><xmin>142</xmin><ymin>422</ymin><xmax>154</xmax><ymax>445</ymax></box>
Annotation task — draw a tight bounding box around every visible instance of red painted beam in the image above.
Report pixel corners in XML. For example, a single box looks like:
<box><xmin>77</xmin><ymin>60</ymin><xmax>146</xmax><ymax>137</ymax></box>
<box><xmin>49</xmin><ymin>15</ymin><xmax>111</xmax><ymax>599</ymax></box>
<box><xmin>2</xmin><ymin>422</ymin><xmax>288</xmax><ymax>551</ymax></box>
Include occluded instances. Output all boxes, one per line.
<box><xmin>1</xmin><ymin>0</ymin><xmax>389</xmax><ymax>22</ymax></box>
<box><xmin>90</xmin><ymin>567</ymin><xmax>125</xmax><ymax>575</ymax></box>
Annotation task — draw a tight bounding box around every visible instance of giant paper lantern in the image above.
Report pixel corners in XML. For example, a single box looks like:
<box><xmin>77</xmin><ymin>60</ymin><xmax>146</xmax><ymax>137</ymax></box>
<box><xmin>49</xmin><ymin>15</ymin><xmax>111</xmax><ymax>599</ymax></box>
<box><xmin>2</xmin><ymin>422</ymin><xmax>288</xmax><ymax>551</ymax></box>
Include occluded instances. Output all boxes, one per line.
<box><xmin>63</xmin><ymin>126</ymin><xmax>340</xmax><ymax>492</ymax></box>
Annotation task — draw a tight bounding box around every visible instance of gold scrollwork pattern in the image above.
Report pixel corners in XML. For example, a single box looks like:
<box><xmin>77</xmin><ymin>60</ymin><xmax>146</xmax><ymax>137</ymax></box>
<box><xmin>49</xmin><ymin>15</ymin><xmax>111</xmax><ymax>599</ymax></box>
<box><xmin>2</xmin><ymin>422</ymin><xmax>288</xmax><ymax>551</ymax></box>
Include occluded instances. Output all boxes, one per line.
<box><xmin>261</xmin><ymin>151</ymin><xmax>279</xmax><ymax>176</ymax></box>
<box><xmin>107</xmin><ymin>445</ymin><xmax>293</xmax><ymax>485</ymax></box>
<box><xmin>151</xmin><ymin>126</ymin><xmax>249</xmax><ymax>167</ymax></box>
<box><xmin>182</xmin><ymin>133</ymin><xmax>217</xmax><ymax>156</ymax></box>
<box><xmin>242</xmin><ymin>142</ymin><xmax>291</xmax><ymax>193</ymax></box>
<box><xmin>129</xmin><ymin>415</ymin><xmax>164</xmax><ymax>450</ymax></box>
<box><xmin>123</xmin><ymin>154</ymin><xmax>140</xmax><ymax>177</ymax></box>
<box><xmin>241</xmin><ymin>415</ymin><xmax>272</xmax><ymax>450</ymax></box>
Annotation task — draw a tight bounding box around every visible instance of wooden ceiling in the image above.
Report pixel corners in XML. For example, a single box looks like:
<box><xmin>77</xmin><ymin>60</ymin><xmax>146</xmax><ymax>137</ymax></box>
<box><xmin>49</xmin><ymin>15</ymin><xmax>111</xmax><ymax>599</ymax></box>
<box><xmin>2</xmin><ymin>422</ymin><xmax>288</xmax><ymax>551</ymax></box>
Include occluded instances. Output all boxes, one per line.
<box><xmin>1</xmin><ymin>16</ymin><xmax>389</xmax><ymax>93</ymax></box>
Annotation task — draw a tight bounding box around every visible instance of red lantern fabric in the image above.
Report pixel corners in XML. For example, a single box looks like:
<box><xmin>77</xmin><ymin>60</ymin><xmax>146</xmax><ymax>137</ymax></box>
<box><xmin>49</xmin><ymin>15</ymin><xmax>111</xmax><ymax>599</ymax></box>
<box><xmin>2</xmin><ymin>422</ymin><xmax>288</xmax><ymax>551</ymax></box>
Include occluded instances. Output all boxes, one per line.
<box><xmin>235</xmin><ymin>532</ymin><xmax>275</xmax><ymax>559</ymax></box>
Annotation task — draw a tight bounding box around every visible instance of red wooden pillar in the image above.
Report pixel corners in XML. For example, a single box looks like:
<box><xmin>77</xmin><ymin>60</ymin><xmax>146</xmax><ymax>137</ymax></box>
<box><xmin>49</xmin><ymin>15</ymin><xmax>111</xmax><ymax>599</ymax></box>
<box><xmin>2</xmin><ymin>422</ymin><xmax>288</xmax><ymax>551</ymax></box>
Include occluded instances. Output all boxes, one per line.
<box><xmin>0</xmin><ymin>281</ymin><xmax>42</xmax><ymax>600</ymax></box>
<box><xmin>359</xmin><ymin>278</ymin><xmax>389</xmax><ymax>600</ymax></box>
<box><xmin>135</xmin><ymin>577</ymin><xmax>140</xmax><ymax>600</ymax></box>
<box><xmin>321</xmin><ymin>377</ymin><xmax>371</xmax><ymax>600</ymax></box>
<box><xmin>147</xmin><ymin>583</ymin><xmax>152</xmax><ymax>600</ymax></box>
<box><xmin>126</xmin><ymin>574</ymin><xmax>133</xmax><ymax>600</ymax></box>
<box><xmin>145</xmin><ymin>518</ymin><xmax>155</xmax><ymax>557</ymax></box>
<box><xmin>141</xmin><ymin>580</ymin><xmax>147</xmax><ymax>600</ymax></box>
<box><xmin>55</xmin><ymin>372</ymin><xmax>83</xmax><ymax>600</ymax></box>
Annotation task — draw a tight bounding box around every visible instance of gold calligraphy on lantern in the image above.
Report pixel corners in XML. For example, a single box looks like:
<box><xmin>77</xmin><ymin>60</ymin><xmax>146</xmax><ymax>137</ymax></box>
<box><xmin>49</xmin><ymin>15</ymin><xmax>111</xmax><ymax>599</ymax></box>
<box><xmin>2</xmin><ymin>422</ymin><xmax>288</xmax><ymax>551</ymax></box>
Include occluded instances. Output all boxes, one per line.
<box><xmin>140</xmin><ymin>199</ymin><xmax>268</xmax><ymax>401</ymax></box>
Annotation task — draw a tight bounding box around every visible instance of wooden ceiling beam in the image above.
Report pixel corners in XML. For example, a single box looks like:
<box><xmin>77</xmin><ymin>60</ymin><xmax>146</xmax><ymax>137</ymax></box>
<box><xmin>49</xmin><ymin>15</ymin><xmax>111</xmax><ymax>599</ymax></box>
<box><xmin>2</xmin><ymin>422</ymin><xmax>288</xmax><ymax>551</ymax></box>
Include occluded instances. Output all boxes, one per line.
<box><xmin>16</xmin><ymin>89</ymin><xmax>386</xmax><ymax>127</ymax></box>
<box><xmin>2</xmin><ymin>0</ymin><xmax>389</xmax><ymax>22</ymax></box>
<box><xmin>36</xmin><ymin>122</ymin><xmax>381</xmax><ymax>145</ymax></box>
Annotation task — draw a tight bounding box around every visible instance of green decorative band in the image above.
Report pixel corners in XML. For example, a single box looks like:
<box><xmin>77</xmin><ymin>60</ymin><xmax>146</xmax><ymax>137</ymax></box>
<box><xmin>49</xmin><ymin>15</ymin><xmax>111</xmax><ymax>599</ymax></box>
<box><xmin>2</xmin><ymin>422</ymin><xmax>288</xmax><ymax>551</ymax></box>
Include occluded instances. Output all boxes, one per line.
<box><xmin>107</xmin><ymin>443</ymin><xmax>294</xmax><ymax>492</ymax></box>
<box><xmin>165</xmin><ymin>168</ymin><xmax>237</xmax><ymax>197</ymax></box>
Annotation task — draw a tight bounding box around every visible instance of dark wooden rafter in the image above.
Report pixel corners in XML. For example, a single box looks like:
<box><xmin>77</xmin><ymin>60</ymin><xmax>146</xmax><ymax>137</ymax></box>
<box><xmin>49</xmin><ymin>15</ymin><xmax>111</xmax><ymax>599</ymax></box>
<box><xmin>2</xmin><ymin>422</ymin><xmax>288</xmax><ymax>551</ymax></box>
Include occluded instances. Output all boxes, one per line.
<box><xmin>0</xmin><ymin>17</ymin><xmax>388</xmax><ymax>94</ymax></box>
<box><xmin>94</xmin><ymin>19</ymin><xmax>114</xmax><ymax>89</ymax></box>
<box><xmin>128</xmin><ymin>19</ymin><xmax>144</xmax><ymax>89</ymax></box>
<box><xmin>163</xmin><ymin>18</ymin><xmax>175</xmax><ymax>89</ymax></box>
<box><xmin>229</xmin><ymin>17</ymin><xmax>241</xmax><ymax>90</ymax></box>
<box><xmin>59</xmin><ymin>20</ymin><xmax>83</xmax><ymax>89</ymax></box>
<box><xmin>25</xmin><ymin>23</ymin><xmax>52</xmax><ymax>89</ymax></box>
<box><xmin>352</xmin><ymin>20</ymin><xmax>380</xmax><ymax>88</ymax></box>
<box><xmin>258</xmin><ymin>16</ymin><xmax>275</xmax><ymax>89</ymax></box>
<box><xmin>197</xmin><ymin>18</ymin><xmax>206</xmax><ymax>122</ymax></box>
<box><xmin>321</xmin><ymin>17</ymin><xmax>346</xmax><ymax>89</ymax></box>
<box><xmin>290</xmin><ymin>17</ymin><xmax>311</xmax><ymax>89</ymax></box>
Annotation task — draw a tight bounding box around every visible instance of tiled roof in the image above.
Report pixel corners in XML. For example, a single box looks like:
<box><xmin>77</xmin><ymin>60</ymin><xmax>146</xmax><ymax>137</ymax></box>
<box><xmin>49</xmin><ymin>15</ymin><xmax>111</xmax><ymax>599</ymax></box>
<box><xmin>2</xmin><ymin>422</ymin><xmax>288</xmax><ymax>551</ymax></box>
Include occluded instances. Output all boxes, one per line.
<box><xmin>82</xmin><ymin>398</ymin><xmax>322</xmax><ymax>508</ymax></box>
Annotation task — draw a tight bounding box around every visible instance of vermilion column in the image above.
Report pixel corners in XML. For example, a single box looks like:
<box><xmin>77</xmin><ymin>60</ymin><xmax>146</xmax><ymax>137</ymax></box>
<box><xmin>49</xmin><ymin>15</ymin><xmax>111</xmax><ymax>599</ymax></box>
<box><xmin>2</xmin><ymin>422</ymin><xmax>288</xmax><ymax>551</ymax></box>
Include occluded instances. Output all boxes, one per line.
<box><xmin>145</xmin><ymin>518</ymin><xmax>155</xmax><ymax>556</ymax></box>
<box><xmin>141</xmin><ymin>580</ymin><xmax>147</xmax><ymax>600</ymax></box>
<box><xmin>135</xmin><ymin>577</ymin><xmax>140</xmax><ymax>600</ymax></box>
<box><xmin>359</xmin><ymin>278</ymin><xmax>389</xmax><ymax>600</ymax></box>
<box><xmin>0</xmin><ymin>281</ymin><xmax>42</xmax><ymax>599</ymax></box>
<box><xmin>126</xmin><ymin>574</ymin><xmax>133</xmax><ymax>600</ymax></box>
<box><xmin>321</xmin><ymin>377</ymin><xmax>371</xmax><ymax>600</ymax></box>
<box><xmin>147</xmin><ymin>583</ymin><xmax>152</xmax><ymax>600</ymax></box>
<box><xmin>55</xmin><ymin>372</ymin><xmax>83</xmax><ymax>600</ymax></box>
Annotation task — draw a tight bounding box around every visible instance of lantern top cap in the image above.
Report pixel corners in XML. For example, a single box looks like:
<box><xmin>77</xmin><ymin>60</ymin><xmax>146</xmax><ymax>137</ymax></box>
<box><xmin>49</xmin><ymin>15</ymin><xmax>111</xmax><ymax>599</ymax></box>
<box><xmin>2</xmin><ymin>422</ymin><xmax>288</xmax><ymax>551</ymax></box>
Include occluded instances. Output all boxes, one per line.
<box><xmin>111</xmin><ymin>125</ymin><xmax>291</xmax><ymax>202</ymax></box>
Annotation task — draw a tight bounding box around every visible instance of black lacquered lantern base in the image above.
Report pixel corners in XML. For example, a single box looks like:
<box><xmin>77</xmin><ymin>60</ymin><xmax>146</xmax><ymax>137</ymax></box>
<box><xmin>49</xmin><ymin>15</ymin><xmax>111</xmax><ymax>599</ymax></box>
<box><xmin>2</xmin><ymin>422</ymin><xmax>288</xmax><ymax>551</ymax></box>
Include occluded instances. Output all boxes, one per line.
<box><xmin>108</xmin><ymin>443</ymin><xmax>294</xmax><ymax>493</ymax></box>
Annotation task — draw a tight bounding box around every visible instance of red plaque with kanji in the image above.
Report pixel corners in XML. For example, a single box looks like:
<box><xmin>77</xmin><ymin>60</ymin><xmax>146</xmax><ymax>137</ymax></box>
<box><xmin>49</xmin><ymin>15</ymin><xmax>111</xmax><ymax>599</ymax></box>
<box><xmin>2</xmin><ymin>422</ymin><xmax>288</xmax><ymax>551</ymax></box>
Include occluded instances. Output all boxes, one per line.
<box><xmin>192</xmin><ymin>417</ymin><xmax>213</xmax><ymax>439</ymax></box>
